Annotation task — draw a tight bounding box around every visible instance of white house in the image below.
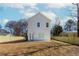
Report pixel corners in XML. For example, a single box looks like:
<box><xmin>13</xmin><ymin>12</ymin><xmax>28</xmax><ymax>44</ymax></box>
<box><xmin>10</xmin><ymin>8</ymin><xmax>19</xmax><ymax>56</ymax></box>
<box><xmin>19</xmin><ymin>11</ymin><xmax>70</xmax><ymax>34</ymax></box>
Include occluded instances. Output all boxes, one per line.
<box><xmin>27</xmin><ymin>12</ymin><xmax>51</xmax><ymax>41</ymax></box>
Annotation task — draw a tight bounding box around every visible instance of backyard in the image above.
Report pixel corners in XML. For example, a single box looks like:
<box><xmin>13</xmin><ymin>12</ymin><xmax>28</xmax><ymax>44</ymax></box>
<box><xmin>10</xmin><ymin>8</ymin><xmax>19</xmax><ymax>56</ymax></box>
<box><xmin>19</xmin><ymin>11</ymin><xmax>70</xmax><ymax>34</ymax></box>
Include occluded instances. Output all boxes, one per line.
<box><xmin>0</xmin><ymin>3</ymin><xmax>78</xmax><ymax>56</ymax></box>
<box><xmin>0</xmin><ymin>36</ymin><xmax>78</xmax><ymax>56</ymax></box>
<box><xmin>53</xmin><ymin>36</ymin><xmax>79</xmax><ymax>45</ymax></box>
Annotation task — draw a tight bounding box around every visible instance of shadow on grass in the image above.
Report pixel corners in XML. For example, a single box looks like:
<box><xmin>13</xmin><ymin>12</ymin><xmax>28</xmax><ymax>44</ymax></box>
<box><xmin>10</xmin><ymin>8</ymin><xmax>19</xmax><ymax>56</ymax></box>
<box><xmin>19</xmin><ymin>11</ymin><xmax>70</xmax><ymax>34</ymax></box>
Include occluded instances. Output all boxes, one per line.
<box><xmin>0</xmin><ymin>39</ymin><xmax>27</xmax><ymax>44</ymax></box>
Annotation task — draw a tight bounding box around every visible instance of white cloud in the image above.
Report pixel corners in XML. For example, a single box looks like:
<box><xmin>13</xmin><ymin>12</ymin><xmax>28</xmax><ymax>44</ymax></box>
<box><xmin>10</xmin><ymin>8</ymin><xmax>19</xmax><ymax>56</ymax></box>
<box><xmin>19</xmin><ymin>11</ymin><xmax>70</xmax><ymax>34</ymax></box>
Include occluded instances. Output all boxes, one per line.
<box><xmin>42</xmin><ymin>11</ymin><xmax>56</xmax><ymax>20</ymax></box>
<box><xmin>65</xmin><ymin>17</ymin><xmax>73</xmax><ymax>20</ymax></box>
<box><xmin>3</xmin><ymin>3</ymin><xmax>38</xmax><ymax>10</ymax></box>
<box><xmin>0</xmin><ymin>3</ymin><xmax>73</xmax><ymax>27</ymax></box>
<box><xmin>4</xmin><ymin>3</ymin><xmax>39</xmax><ymax>18</ymax></box>
<box><xmin>24</xmin><ymin>12</ymin><xmax>36</xmax><ymax>18</ymax></box>
<box><xmin>2</xmin><ymin>3</ymin><xmax>39</xmax><ymax>17</ymax></box>
<box><xmin>3</xmin><ymin>19</ymin><xmax>9</xmax><ymax>24</ymax></box>
<box><xmin>23</xmin><ymin>8</ymin><xmax>38</xmax><ymax>18</ymax></box>
<box><xmin>46</xmin><ymin>3</ymin><xmax>72</xmax><ymax>9</ymax></box>
<box><xmin>1</xmin><ymin>3</ymin><xmax>39</xmax><ymax>19</ymax></box>
<box><xmin>42</xmin><ymin>11</ymin><xmax>56</xmax><ymax>25</ymax></box>
<box><xmin>25</xmin><ymin>4</ymin><xmax>37</xmax><ymax>8</ymax></box>
<box><xmin>23</xmin><ymin>11</ymin><xmax>57</xmax><ymax>25</ymax></box>
<box><xmin>0</xmin><ymin>19</ymin><xmax>9</xmax><ymax>25</ymax></box>
<box><xmin>2</xmin><ymin>3</ymin><xmax>25</xmax><ymax>9</ymax></box>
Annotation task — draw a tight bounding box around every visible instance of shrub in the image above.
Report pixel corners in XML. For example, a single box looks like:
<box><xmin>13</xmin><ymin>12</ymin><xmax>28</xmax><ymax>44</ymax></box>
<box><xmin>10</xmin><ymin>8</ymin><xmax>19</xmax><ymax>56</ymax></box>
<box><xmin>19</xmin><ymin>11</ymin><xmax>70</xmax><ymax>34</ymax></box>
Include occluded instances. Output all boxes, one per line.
<box><xmin>51</xmin><ymin>25</ymin><xmax>63</xmax><ymax>36</ymax></box>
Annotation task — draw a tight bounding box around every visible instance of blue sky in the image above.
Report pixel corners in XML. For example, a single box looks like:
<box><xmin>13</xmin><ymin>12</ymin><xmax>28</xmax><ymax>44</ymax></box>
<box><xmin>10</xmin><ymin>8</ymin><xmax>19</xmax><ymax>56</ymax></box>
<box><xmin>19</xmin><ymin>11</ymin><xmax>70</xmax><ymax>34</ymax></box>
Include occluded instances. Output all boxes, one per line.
<box><xmin>0</xmin><ymin>3</ymin><xmax>77</xmax><ymax>27</ymax></box>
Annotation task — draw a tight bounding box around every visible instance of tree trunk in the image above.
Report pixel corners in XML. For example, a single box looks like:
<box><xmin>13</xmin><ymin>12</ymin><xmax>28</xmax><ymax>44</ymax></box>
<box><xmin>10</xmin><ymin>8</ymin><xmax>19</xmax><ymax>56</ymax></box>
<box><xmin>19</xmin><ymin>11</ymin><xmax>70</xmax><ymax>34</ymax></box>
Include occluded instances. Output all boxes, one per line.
<box><xmin>14</xmin><ymin>28</ymin><xmax>20</xmax><ymax>36</ymax></box>
<box><xmin>77</xmin><ymin>4</ymin><xmax>79</xmax><ymax>37</ymax></box>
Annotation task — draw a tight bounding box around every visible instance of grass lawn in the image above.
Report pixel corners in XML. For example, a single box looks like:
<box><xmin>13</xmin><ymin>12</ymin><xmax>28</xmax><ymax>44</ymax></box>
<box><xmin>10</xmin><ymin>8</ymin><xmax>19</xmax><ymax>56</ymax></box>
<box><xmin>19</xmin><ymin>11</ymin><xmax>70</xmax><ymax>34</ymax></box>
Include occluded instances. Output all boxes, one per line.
<box><xmin>0</xmin><ymin>36</ymin><xmax>25</xmax><ymax>43</ymax></box>
<box><xmin>0</xmin><ymin>36</ymin><xmax>79</xmax><ymax>55</ymax></box>
<box><xmin>53</xmin><ymin>36</ymin><xmax>79</xmax><ymax>45</ymax></box>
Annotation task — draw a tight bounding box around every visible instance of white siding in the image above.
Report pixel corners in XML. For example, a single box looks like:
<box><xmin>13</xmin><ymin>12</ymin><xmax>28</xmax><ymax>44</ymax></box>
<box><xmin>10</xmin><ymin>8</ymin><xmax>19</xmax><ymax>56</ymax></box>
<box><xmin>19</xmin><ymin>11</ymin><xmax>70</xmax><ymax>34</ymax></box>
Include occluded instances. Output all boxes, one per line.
<box><xmin>27</xmin><ymin>13</ymin><xmax>51</xmax><ymax>41</ymax></box>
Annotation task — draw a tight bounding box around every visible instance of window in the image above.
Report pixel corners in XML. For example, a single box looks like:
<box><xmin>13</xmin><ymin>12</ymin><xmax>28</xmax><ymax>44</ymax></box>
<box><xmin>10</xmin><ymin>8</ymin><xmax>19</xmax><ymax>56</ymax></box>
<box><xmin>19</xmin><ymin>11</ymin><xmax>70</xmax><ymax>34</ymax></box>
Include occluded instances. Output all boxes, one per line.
<box><xmin>37</xmin><ymin>22</ymin><xmax>40</xmax><ymax>27</ymax></box>
<box><xmin>46</xmin><ymin>23</ymin><xmax>49</xmax><ymax>27</ymax></box>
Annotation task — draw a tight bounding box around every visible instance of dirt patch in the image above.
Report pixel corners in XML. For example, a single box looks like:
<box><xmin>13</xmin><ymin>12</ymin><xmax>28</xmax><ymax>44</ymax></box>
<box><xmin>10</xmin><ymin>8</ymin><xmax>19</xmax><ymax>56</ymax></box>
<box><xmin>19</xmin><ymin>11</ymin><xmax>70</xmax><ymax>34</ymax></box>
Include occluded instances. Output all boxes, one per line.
<box><xmin>0</xmin><ymin>40</ymin><xmax>78</xmax><ymax>56</ymax></box>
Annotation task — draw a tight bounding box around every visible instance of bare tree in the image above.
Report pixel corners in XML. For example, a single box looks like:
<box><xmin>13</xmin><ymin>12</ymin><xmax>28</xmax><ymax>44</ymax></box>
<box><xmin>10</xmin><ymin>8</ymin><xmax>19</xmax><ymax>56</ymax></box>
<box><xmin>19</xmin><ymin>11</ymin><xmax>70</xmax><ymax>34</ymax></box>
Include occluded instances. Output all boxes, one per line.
<box><xmin>72</xmin><ymin>3</ymin><xmax>79</xmax><ymax>37</ymax></box>
<box><xmin>15</xmin><ymin>19</ymin><xmax>28</xmax><ymax>36</ymax></box>
<box><xmin>5</xmin><ymin>21</ymin><xmax>17</xmax><ymax>35</ymax></box>
<box><xmin>69</xmin><ymin>3</ymin><xmax>79</xmax><ymax>37</ymax></box>
<box><xmin>64</xmin><ymin>19</ymin><xmax>75</xmax><ymax>31</ymax></box>
<box><xmin>76</xmin><ymin>4</ymin><xmax>79</xmax><ymax>37</ymax></box>
<box><xmin>5</xmin><ymin>19</ymin><xmax>28</xmax><ymax>36</ymax></box>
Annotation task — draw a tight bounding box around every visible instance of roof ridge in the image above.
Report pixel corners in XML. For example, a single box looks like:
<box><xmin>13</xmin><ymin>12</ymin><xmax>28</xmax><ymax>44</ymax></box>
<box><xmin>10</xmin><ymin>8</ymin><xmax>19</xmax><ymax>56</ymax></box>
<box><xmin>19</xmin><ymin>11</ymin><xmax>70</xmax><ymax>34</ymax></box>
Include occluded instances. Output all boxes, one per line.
<box><xmin>26</xmin><ymin>12</ymin><xmax>51</xmax><ymax>22</ymax></box>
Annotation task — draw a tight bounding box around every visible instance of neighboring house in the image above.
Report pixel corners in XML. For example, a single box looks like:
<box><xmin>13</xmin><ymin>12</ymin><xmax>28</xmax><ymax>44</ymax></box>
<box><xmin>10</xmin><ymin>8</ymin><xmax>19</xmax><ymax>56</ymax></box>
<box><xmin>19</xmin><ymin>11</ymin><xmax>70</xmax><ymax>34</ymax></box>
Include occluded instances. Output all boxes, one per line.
<box><xmin>27</xmin><ymin>12</ymin><xmax>51</xmax><ymax>41</ymax></box>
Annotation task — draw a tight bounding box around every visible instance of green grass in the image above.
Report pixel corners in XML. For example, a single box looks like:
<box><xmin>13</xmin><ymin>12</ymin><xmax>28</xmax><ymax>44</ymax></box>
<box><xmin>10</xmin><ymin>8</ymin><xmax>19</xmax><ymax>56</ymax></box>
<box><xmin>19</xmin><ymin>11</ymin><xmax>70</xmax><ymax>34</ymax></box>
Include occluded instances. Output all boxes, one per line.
<box><xmin>52</xmin><ymin>36</ymin><xmax>79</xmax><ymax>45</ymax></box>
